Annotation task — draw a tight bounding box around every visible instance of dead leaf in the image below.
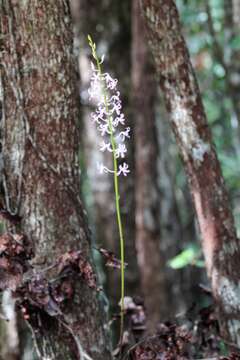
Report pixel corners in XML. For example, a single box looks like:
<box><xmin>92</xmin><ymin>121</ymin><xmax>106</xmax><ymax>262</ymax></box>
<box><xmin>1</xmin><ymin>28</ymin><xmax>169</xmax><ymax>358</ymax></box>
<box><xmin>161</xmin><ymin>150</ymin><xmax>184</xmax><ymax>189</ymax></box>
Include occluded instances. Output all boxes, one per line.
<box><xmin>98</xmin><ymin>247</ymin><xmax>128</xmax><ymax>269</ymax></box>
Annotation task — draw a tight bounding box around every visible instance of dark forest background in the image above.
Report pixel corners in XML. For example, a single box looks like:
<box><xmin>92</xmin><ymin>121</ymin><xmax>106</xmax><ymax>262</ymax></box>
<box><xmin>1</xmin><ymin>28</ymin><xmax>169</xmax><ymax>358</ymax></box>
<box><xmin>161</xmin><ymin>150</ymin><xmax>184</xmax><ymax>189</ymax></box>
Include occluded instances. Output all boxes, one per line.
<box><xmin>1</xmin><ymin>0</ymin><xmax>240</xmax><ymax>359</ymax></box>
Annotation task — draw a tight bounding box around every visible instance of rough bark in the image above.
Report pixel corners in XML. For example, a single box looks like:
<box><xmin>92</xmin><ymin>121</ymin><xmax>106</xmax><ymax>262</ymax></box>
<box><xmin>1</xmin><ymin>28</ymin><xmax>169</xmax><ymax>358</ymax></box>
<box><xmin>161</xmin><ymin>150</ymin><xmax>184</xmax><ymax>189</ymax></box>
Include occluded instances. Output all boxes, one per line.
<box><xmin>1</xmin><ymin>1</ymin><xmax>111</xmax><ymax>359</ymax></box>
<box><xmin>131</xmin><ymin>0</ymin><xmax>168</xmax><ymax>330</ymax></box>
<box><xmin>0</xmin><ymin>77</ymin><xmax>20</xmax><ymax>360</ymax></box>
<box><xmin>140</xmin><ymin>0</ymin><xmax>240</xmax><ymax>347</ymax></box>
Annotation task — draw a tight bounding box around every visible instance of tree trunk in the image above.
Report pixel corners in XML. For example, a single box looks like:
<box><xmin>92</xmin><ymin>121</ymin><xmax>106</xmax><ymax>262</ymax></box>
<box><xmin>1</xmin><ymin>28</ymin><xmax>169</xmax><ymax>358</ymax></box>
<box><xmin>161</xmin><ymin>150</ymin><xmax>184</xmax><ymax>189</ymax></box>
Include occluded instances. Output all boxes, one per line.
<box><xmin>131</xmin><ymin>0</ymin><xmax>168</xmax><ymax>330</ymax></box>
<box><xmin>0</xmin><ymin>80</ymin><xmax>20</xmax><ymax>360</ymax></box>
<box><xmin>140</xmin><ymin>0</ymin><xmax>240</xmax><ymax>347</ymax></box>
<box><xmin>1</xmin><ymin>1</ymin><xmax>111</xmax><ymax>359</ymax></box>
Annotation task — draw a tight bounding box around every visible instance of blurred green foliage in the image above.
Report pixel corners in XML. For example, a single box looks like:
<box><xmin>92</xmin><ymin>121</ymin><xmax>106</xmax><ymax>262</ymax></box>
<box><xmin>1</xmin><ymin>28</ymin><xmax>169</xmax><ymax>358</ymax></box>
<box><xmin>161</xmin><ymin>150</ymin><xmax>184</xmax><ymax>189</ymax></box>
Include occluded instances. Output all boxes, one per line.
<box><xmin>230</xmin><ymin>35</ymin><xmax>240</xmax><ymax>50</ymax></box>
<box><xmin>168</xmin><ymin>245</ymin><xmax>204</xmax><ymax>269</ymax></box>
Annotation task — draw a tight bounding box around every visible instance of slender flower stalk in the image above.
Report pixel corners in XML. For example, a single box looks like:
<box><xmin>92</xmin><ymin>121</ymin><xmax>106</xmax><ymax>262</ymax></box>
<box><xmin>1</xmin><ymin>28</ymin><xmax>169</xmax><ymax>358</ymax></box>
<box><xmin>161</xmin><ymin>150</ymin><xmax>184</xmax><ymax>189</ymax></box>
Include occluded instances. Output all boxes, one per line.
<box><xmin>88</xmin><ymin>35</ymin><xmax>130</xmax><ymax>340</ymax></box>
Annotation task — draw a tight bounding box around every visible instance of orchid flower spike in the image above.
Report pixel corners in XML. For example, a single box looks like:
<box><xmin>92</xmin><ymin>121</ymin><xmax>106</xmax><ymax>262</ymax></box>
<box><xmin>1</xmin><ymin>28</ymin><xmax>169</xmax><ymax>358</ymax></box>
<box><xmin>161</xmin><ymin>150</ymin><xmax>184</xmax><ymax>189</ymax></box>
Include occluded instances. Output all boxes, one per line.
<box><xmin>88</xmin><ymin>37</ymin><xmax>130</xmax><ymax>177</ymax></box>
<box><xmin>88</xmin><ymin>35</ymin><xmax>128</xmax><ymax>342</ymax></box>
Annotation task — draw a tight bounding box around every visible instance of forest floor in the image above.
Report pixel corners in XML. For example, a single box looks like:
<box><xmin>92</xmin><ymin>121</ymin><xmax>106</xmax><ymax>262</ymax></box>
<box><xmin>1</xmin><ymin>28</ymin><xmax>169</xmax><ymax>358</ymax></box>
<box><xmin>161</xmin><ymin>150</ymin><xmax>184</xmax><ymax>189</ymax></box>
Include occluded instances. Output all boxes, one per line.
<box><xmin>114</xmin><ymin>295</ymin><xmax>240</xmax><ymax>360</ymax></box>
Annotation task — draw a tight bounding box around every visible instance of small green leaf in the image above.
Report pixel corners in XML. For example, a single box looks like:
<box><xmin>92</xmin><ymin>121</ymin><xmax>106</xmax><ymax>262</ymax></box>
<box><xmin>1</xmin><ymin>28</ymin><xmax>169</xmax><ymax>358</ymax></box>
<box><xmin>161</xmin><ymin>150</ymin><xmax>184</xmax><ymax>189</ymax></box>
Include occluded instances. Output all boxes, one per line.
<box><xmin>168</xmin><ymin>245</ymin><xmax>202</xmax><ymax>269</ymax></box>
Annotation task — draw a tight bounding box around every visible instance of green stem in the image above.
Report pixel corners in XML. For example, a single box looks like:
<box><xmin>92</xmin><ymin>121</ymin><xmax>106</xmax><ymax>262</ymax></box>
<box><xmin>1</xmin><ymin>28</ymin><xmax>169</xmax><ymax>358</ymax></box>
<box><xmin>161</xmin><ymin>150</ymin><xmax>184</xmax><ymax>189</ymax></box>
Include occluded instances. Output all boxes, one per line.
<box><xmin>89</xmin><ymin>38</ymin><xmax>125</xmax><ymax>341</ymax></box>
<box><xmin>109</xmin><ymin>116</ymin><xmax>125</xmax><ymax>342</ymax></box>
